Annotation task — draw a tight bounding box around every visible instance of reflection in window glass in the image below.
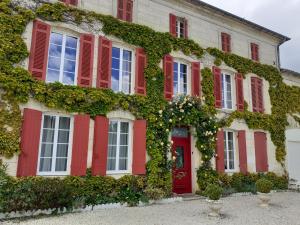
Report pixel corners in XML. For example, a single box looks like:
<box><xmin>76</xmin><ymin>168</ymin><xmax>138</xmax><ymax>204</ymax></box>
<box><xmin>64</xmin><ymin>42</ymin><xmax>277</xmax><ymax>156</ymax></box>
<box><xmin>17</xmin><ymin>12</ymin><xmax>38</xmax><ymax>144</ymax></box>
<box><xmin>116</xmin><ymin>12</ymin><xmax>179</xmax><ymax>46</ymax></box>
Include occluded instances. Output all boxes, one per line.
<box><xmin>221</xmin><ymin>73</ymin><xmax>233</xmax><ymax>109</ymax></box>
<box><xmin>47</xmin><ymin>32</ymin><xmax>78</xmax><ymax>85</ymax></box>
<box><xmin>173</xmin><ymin>62</ymin><xmax>187</xmax><ymax>95</ymax></box>
<box><xmin>224</xmin><ymin>131</ymin><xmax>235</xmax><ymax>171</ymax></box>
<box><xmin>175</xmin><ymin>146</ymin><xmax>184</xmax><ymax>169</ymax></box>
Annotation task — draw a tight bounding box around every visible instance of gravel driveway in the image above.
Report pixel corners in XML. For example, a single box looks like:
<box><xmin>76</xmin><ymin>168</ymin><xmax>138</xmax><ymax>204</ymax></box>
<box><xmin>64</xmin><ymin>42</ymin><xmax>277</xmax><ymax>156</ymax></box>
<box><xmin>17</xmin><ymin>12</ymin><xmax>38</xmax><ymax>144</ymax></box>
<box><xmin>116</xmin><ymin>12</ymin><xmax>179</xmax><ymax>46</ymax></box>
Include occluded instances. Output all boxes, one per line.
<box><xmin>3</xmin><ymin>192</ymin><xmax>300</xmax><ymax>225</ymax></box>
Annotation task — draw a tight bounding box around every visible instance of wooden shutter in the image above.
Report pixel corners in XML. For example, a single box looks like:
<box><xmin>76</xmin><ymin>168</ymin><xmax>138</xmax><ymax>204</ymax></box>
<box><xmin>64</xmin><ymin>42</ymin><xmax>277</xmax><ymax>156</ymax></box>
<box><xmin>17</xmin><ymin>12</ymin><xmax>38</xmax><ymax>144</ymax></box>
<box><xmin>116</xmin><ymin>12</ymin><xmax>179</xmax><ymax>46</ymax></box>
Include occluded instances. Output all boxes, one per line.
<box><xmin>257</xmin><ymin>78</ymin><xmax>264</xmax><ymax>113</ymax></box>
<box><xmin>135</xmin><ymin>48</ymin><xmax>147</xmax><ymax>95</ymax></box>
<box><xmin>251</xmin><ymin>77</ymin><xmax>258</xmax><ymax>112</ymax></box>
<box><xmin>169</xmin><ymin>14</ymin><xmax>177</xmax><ymax>37</ymax></box>
<box><xmin>60</xmin><ymin>0</ymin><xmax>78</xmax><ymax>6</ymax></box>
<box><xmin>28</xmin><ymin>20</ymin><xmax>50</xmax><ymax>81</ymax></box>
<box><xmin>132</xmin><ymin>120</ymin><xmax>147</xmax><ymax>175</ymax></box>
<box><xmin>238</xmin><ymin>130</ymin><xmax>248</xmax><ymax>174</ymax></box>
<box><xmin>97</xmin><ymin>36</ymin><xmax>112</xmax><ymax>88</ymax></box>
<box><xmin>77</xmin><ymin>34</ymin><xmax>95</xmax><ymax>87</ymax></box>
<box><xmin>235</xmin><ymin>73</ymin><xmax>244</xmax><ymax>111</ymax></box>
<box><xmin>254</xmin><ymin>132</ymin><xmax>268</xmax><ymax>172</ymax></box>
<box><xmin>216</xmin><ymin>130</ymin><xmax>225</xmax><ymax>173</ymax></box>
<box><xmin>17</xmin><ymin>108</ymin><xmax>42</xmax><ymax>177</ymax></box>
<box><xmin>71</xmin><ymin>115</ymin><xmax>90</xmax><ymax>176</ymax></box>
<box><xmin>125</xmin><ymin>0</ymin><xmax>133</xmax><ymax>22</ymax></box>
<box><xmin>213</xmin><ymin>66</ymin><xmax>222</xmax><ymax>108</ymax></box>
<box><xmin>163</xmin><ymin>54</ymin><xmax>174</xmax><ymax>100</ymax></box>
<box><xmin>191</xmin><ymin>62</ymin><xmax>201</xmax><ymax>97</ymax></box>
<box><xmin>184</xmin><ymin>18</ymin><xmax>188</xmax><ymax>38</ymax></box>
<box><xmin>117</xmin><ymin>0</ymin><xmax>124</xmax><ymax>20</ymax></box>
<box><xmin>221</xmin><ymin>32</ymin><xmax>231</xmax><ymax>53</ymax></box>
<box><xmin>251</xmin><ymin>43</ymin><xmax>259</xmax><ymax>61</ymax></box>
<box><xmin>92</xmin><ymin>116</ymin><xmax>109</xmax><ymax>176</ymax></box>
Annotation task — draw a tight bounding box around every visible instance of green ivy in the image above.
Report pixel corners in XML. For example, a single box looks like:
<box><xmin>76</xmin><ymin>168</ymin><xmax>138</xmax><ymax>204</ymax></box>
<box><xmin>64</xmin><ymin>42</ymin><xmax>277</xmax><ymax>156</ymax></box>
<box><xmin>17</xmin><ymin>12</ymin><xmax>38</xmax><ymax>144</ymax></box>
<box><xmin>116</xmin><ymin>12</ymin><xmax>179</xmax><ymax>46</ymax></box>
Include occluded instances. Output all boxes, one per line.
<box><xmin>0</xmin><ymin>0</ymin><xmax>300</xmax><ymax>192</ymax></box>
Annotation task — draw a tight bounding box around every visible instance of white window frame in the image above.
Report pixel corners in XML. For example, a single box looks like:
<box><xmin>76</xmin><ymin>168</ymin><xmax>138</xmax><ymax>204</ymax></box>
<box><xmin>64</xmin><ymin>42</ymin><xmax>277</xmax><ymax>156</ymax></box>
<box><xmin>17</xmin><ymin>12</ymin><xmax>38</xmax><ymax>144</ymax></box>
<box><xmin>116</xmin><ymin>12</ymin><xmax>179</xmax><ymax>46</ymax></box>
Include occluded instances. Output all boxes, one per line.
<box><xmin>46</xmin><ymin>32</ymin><xmax>79</xmax><ymax>86</ymax></box>
<box><xmin>37</xmin><ymin>114</ymin><xmax>74</xmax><ymax>176</ymax></box>
<box><xmin>224</xmin><ymin>130</ymin><xmax>237</xmax><ymax>172</ymax></box>
<box><xmin>176</xmin><ymin>17</ymin><xmax>185</xmax><ymax>38</ymax></box>
<box><xmin>107</xmin><ymin>119</ymin><xmax>133</xmax><ymax>174</ymax></box>
<box><xmin>221</xmin><ymin>73</ymin><xmax>234</xmax><ymax>110</ymax></box>
<box><xmin>111</xmin><ymin>45</ymin><xmax>135</xmax><ymax>94</ymax></box>
<box><xmin>173</xmin><ymin>61</ymin><xmax>188</xmax><ymax>96</ymax></box>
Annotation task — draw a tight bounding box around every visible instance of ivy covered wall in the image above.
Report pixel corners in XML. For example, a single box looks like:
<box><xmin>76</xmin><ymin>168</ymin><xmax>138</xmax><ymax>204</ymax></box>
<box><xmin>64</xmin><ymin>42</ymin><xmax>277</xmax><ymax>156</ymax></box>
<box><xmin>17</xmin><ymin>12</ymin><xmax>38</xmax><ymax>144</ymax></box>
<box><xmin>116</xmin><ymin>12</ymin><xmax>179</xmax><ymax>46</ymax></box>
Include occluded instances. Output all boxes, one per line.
<box><xmin>0</xmin><ymin>0</ymin><xmax>300</xmax><ymax>191</ymax></box>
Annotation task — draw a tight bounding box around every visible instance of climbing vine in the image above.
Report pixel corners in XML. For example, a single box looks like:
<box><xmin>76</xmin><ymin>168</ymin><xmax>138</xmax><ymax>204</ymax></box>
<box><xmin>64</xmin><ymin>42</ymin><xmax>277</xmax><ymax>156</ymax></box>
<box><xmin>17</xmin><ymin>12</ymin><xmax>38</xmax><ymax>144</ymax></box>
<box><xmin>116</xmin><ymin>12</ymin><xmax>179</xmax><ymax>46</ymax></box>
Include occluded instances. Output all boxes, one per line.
<box><xmin>0</xmin><ymin>0</ymin><xmax>300</xmax><ymax>192</ymax></box>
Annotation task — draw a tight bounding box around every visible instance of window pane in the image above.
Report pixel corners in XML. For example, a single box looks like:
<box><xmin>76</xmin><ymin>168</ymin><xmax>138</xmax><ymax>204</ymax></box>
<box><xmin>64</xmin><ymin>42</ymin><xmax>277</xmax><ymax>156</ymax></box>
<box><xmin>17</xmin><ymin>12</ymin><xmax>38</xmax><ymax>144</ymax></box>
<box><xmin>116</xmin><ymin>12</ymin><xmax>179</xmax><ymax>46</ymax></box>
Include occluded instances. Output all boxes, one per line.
<box><xmin>111</xmin><ymin>69</ymin><xmax>120</xmax><ymax>92</ymax></box>
<box><xmin>66</xmin><ymin>36</ymin><xmax>77</xmax><ymax>48</ymax></box>
<box><xmin>59</xmin><ymin>117</ymin><xmax>70</xmax><ymax>129</ymax></box>
<box><xmin>39</xmin><ymin>158</ymin><xmax>52</xmax><ymax>172</ymax></box>
<box><xmin>112</xmin><ymin>47</ymin><xmax>120</xmax><ymax>59</ymax></box>
<box><xmin>57</xmin><ymin>130</ymin><xmax>70</xmax><ymax>143</ymax></box>
<box><xmin>119</xmin><ymin>146</ymin><xmax>128</xmax><ymax>158</ymax></box>
<box><xmin>107</xmin><ymin>159</ymin><xmax>116</xmax><ymax>171</ymax></box>
<box><xmin>50</xmin><ymin>33</ymin><xmax>63</xmax><ymax>45</ymax></box>
<box><xmin>120</xmin><ymin>122</ymin><xmax>129</xmax><ymax>133</ymax></box>
<box><xmin>109</xmin><ymin>121</ymin><xmax>118</xmax><ymax>132</ymax></box>
<box><xmin>112</xmin><ymin>58</ymin><xmax>120</xmax><ymax>70</ymax></box>
<box><xmin>63</xmin><ymin>72</ymin><xmax>75</xmax><ymax>85</ymax></box>
<box><xmin>56</xmin><ymin>144</ymin><xmax>68</xmax><ymax>157</ymax></box>
<box><xmin>44</xmin><ymin>116</ymin><xmax>56</xmax><ymax>128</ymax></box>
<box><xmin>42</xmin><ymin>129</ymin><xmax>55</xmax><ymax>143</ymax></box>
<box><xmin>64</xmin><ymin>59</ymin><xmax>76</xmax><ymax>72</ymax></box>
<box><xmin>108</xmin><ymin>146</ymin><xmax>117</xmax><ymax>158</ymax></box>
<box><xmin>109</xmin><ymin>133</ymin><xmax>117</xmax><ymax>145</ymax></box>
<box><xmin>172</xmin><ymin>128</ymin><xmax>188</xmax><ymax>138</ymax></box>
<box><xmin>123</xmin><ymin>50</ymin><xmax>132</xmax><ymax>62</ymax></box>
<box><xmin>119</xmin><ymin>158</ymin><xmax>127</xmax><ymax>170</ymax></box>
<box><xmin>120</xmin><ymin>133</ymin><xmax>128</xmax><ymax>145</ymax></box>
<box><xmin>47</xmin><ymin>69</ymin><xmax>60</xmax><ymax>83</ymax></box>
<box><xmin>122</xmin><ymin>71</ymin><xmax>131</xmax><ymax>93</ymax></box>
<box><xmin>49</xmin><ymin>44</ymin><xmax>62</xmax><ymax>58</ymax></box>
<box><xmin>175</xmin><ymin>146</ymin><xmax>184</xmax><ymax>168</ymax></box>
<box><xmin>55</xmin><ymin>158</ymin><xmax>67</xmax><ymax>171</ymax></box>
<box><xmin>65</xmin><ymin>47</ymin><xmax>77</xmax><ymax>61</ymax></box>
<box><xmin>41</xmin><ymin>144</ymin><xmax>53</xmax><ymax>157</ymax></box>
<box><xmin>48</xmin><ymin>56</ymin><xmax>61</xmax><ymax>71</ymax></box>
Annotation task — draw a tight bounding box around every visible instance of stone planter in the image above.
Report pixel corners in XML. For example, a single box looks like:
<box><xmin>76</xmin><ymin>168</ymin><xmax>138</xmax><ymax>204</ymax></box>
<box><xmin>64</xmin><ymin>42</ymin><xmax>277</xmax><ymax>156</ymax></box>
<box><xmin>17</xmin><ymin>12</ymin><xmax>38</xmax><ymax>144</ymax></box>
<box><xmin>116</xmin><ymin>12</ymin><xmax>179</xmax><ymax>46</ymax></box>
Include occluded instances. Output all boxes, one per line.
<box><xmin>257</xmin><ymin>192</ymin><xmax>271</xmax><ymax>207</ymax></box>
<box><xmin>206</xmin><ymin>199</ymin><xmax>223</xmax><ymax>217</ymax></box>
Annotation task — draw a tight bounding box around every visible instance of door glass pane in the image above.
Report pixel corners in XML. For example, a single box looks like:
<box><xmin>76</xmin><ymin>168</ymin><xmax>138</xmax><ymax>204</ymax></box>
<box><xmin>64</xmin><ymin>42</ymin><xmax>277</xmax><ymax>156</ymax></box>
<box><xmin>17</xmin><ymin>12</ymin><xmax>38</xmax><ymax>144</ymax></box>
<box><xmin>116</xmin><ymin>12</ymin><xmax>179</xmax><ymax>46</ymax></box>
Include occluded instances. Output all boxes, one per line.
<box><xmin>175</xmin><ymin>146</ymin><xmax>184</xmax><ymax>169</ymax></box>
<box><xmin>172</xmin><ymin>128</ymin><xmax>188</xmax><ymax>138</ymax></box>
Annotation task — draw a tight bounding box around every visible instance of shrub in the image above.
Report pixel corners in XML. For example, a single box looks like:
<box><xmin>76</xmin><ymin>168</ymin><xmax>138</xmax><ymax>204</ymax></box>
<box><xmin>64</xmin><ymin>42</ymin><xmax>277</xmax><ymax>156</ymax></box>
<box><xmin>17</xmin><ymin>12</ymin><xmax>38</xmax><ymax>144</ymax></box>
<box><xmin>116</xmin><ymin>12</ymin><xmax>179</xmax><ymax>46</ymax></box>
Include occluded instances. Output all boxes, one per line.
<box><xmin>144</xmin><ymin>187</ymin><xmax>165</xmax><ymax>200</ymax></box>
<box><xmin>255</xmin><ymin>178</ymin><xmax>273</xmax><ymax>193</ymax></box>
<box><xmin>204</xmin><ymin>184</ymin><xmax>223</xmax><ymax>200</ymax></box>
<box><xmin>197</xmin><ymin>167</ymin><xmax>219</xmax><ymax>191</ymax></box>
<box><xmin>264</xmin><ymin>172</ymin><xmax>288</xmax><ymax>190</ymax></box>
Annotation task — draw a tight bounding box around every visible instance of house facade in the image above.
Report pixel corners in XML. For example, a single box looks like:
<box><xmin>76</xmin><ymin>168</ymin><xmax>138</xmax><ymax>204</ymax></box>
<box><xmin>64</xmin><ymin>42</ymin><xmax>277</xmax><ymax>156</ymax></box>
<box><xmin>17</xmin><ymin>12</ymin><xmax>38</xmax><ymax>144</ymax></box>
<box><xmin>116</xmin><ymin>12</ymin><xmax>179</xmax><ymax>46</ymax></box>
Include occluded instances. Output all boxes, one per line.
<box><xmin>1</xmin><ymin>0</ymin><xmax>292</xmax><ymax>194</ymax></box>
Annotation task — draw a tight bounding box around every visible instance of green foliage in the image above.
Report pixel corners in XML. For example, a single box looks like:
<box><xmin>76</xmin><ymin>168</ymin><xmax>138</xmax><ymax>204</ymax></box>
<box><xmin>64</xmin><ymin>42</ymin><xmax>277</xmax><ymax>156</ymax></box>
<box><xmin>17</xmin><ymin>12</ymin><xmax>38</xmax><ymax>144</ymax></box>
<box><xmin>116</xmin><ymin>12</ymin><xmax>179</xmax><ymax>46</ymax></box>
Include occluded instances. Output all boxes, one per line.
<box><xmin>255</xmin><ymin>178</ymin><xmax>273</xmax><ymax>193</ymax></box>
<box><xmin>204</xmin><ymin>184</ymin><xmax>223</xmax><ymax>200</ymax></box>
<box><xmin>144</xmin><ymin>187</ymin><xmax>166</xmax><ymax>200</ymax></box>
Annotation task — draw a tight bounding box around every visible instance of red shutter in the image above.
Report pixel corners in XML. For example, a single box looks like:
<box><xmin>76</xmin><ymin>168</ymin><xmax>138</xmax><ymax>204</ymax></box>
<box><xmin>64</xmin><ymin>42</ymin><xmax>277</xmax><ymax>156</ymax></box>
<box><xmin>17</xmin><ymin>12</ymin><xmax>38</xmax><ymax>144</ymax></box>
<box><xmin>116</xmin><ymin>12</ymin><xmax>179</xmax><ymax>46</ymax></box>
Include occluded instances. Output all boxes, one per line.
<box><xmin>184</xmin><ymin>18</ymin><xmax>188</xmax><ymax>39</ymax></box>
<box><xmin>125</xmin><ymin>0</ymin><xmax>133</xmax><ymax>22</ymax></box>
<box><xmin>235</xmin><ymin>73</ymin><xmax>244</xmax><ymax>111</ymax></box>
<box><xmin>191</xmin><ymin>62</ymin><xmax>201</xmax><ymax>97</ymax></box>
<box><xmin>238</xmin><ymin>130</ymin><xmax>247</xmax><ymax>174</ymax></box>
<box><xmin>169</xmin><ymin>14</ymin><xmax>177</xmax><ymax>37</ymax></box>
<box><xmin>221</xmin><ymin>33</ymin><xmax>231</xmax><ymax>53</ymax></box>
<box><xmin>132</xmin><ymin>120</ymin><xmax>147</xmax><ymax>175</ymax></box>
<box><xmin>257</xmin><ymin>78</ymin><xmax>264</xmax><ymax>113</ymax></box>
<box><xmin>92</xmin><ymin>116</ymin><xmax>109</xmax><ymax>176</ymax></box>
<box><xmin>251</xmin><ymin>43</ymin><xmax>259</xmax><ymax>61</ymax></box>
<box><xmin>117</xmin><ymin>0</ymin><xmax>124</xmax><ymax>20</ymax></box>
<box><xmin>216</xmin><ymin>130</ymin><xmax>225</xmax><ymax>173</ymax></box>
<box><xmin>71</xmin><ymin>115</ymin><xmax>90</xmax><ymax>176</ymax></box>
<box><xmin>251</xmin><ymin>77</ymin><xmax>258</xmax><ymax>112</ymax></box>
<box><xmin>213</xmin><ymin>66</ymin><xmax>222</xmax><ymax>108</ymax></box>
<box><xmin>97</xmin><ymin>36</ymin><xmax>112</xmax><ymax>89</ymax></box>
<box><xmin>28</xmin><ymin>20</ymin><xmax>50</xmax><ymax>81</ymax></box>
<box><xmin>69</xmin><ymin>0</ymin><xmax>78</xmax><ymax>6</ymax></box>
<box><xmin>135</xmin><ymin>48</ymin><xmax>147</xmax><ymax>95</ymax></box>
<box><xmin>163</xmin><ymin>54</ymin><xmax>174</xmax><ymax>100</ymax></box>
<box><xmin>226</xmin><ymin>34</ymin><xmax>231</xmax><ymax>53</ymax></box>
<box><xmin>254</xmin><ymin>132</ymin><xmax>268</xmax><ymax>172</ymax></box>
<box><xmin>77</xmin><ymin>34</ymin><xmax>95</xmax><ymax>87</ymax></box>
<box><xmin>17</xmin><ymin>108</ymin><xmax>42</xmax><ymax>177</ymax></box>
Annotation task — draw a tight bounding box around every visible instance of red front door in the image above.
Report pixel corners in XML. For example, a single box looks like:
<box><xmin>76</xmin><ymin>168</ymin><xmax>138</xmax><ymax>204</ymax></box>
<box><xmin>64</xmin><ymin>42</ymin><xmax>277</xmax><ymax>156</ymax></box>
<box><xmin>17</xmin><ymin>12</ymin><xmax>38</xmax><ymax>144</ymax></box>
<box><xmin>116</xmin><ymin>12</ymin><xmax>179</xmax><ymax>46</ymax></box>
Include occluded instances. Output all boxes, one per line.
<box><xmin>172</xmin><ymin>129</ymin><xmax>192</xmax><ymax>194</ymax></box>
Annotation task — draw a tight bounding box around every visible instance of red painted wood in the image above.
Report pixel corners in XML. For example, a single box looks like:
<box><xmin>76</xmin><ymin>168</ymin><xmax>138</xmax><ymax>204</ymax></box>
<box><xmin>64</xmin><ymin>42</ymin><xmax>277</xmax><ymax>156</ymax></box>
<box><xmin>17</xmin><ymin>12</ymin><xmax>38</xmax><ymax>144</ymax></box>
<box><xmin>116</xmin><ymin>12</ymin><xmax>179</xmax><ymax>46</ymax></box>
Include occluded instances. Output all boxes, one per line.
<box><xmin>125</xmin><ymin>0</ymin><xmax>133</xmax><ymax>22</ymax></box>
<box><xmin>135</xmin><ymin>48</ymin><xmax>147</xmax><ymax>95</ymax></box>
<box><xmin>132</xmin><ymin>120</ymin><xmax>147</xmax><ymax>175</ymax></box>
<box><xmin>163</xmin><ymin>54</ymin><xmax>174</xmax><ymax>100</ymax></box>
<box><xmin>117</xmin><ymin>0</ymin><xmax>133</xmax><ymax>22</ymax></box>
<box><xmin>254</xmin><ymin>132</ymin><xmax>268</xmax><ymax>172</ymax></box>
<box><xmin>17</xmin><ymin>108</ymin><xmax>42</xmax><ymax>177</ymax></box>
<box><xmin>184</xmin><ymin>18</ymin><xmax>188</xmax><ymax>38</ymax></box>
<box><xmin>169</xmin><ymin>14</ymin><xmax>177</xmax><ymax>37</ymax></box>
<box><xmin>91</xmin><ymin>116</ymin><xmax>109</xmax><ymax>176</ymax></box>
<box><xmin>235</xmin><ymin>73</ymin><xmax>244</xmax><ymax>111</ymax></box>
<box><xmin>71</xmin><ymin>115</ymin><xmax>90</xmax><ymax>176</ymax></box>
<box><xmin>117</xmin><ymin>0</ymin><xmax>124</xmax><ymax>20</ymax></box>
<box><xmin>251</xmin><ymin>43</ymin><xmax>259</xmax><ymax>61</ymax></box>
<box><xmin>216</xmin><ymin>130</ymin><xmax>225</xmax><ymax>172</ymax></box>
<box><xmin>28</xmin><ymin>20</ymin><xmax>50</xmax><ymax>81</ymax></box>
<box><xmin>221</xmin><ymin>32</ymin><xmax>231</xmax><ymax>53</ymax></box>
<box><xmin>172</xmin><ymin>134</ymin><xmax>192</xmax><ymax>194</ymax></box>
<box><xmin>213</xmin><ymin>66</ymin><xmax>222</xmax><ymax>108</ymax></box>
<box><xmin>251</xmin><ymin>77</ymin><xmax>264</xmax><ymax>113</ymax></box>
<box><xmin>69</xmin><ymin>0</ymin><xmax>78</xmax><ymax>6</ymax></box>
<box><xmin>77</xmin><ymin>34</ymin><xmax>95</xmax><ymax>87</ymax></box>
<box><xmin>251</xmin><ymin>77</ymin><xmax>258</xmax><ymax>112</ymax></box>
<box><xmin>238</xmin><ymin>130</ymin><xmax>248</xmax><ymax>174</ymax></box>
<box><xmin>191</xmin><ymin>62</ymin><xmax>201</xmax><ymax>97</ymax></box>
<box><xmin>97</xmin><ymin>36</ymin><xmax>112</xmax><ymax>88</ymax></box>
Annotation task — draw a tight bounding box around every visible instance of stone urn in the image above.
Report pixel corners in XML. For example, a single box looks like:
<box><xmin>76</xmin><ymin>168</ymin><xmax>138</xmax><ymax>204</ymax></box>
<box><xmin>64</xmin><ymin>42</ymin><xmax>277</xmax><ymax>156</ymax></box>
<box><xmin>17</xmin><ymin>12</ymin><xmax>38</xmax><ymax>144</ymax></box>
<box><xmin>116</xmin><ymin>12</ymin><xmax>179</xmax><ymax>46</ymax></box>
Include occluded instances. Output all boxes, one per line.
<box><xmin>257</xmin><ymin>192</ymin><xmax>271</xmax><ymax>207</ymax></box>
<box><xmin>206</xmin><ymin>199</ymin><xmax>223</xmax><ymax>217</ymax></box>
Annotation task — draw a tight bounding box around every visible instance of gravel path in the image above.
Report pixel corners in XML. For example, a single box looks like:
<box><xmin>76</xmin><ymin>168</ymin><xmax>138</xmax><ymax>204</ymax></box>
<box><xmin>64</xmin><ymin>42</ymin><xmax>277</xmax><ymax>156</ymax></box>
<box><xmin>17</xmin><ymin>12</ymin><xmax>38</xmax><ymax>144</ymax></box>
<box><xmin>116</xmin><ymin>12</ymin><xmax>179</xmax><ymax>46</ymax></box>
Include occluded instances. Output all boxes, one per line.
<box><xmin>3</xmin><ymin>192</ymin><xmax>300</xmax><ymax>225</ymax></box>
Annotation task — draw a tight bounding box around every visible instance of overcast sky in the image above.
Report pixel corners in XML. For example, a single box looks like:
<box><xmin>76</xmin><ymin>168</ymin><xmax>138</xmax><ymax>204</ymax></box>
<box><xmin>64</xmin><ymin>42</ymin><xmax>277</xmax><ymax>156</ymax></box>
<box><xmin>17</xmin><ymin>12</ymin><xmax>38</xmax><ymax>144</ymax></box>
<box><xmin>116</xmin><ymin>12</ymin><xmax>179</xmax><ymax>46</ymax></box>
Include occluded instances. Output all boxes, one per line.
<box><xmin>201</xmin><ymin>0</ymin><xmax>300</xmax><ymax>72</ymax></box>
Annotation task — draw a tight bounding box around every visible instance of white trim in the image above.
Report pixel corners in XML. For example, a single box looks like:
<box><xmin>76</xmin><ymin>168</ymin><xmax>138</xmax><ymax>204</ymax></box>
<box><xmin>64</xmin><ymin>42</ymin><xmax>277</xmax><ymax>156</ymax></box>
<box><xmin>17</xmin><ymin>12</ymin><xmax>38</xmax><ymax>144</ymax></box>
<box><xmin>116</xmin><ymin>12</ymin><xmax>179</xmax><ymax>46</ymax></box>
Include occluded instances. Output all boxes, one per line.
<box><xmin>173</xmin><ymin>60</ymin><xmax>189</xmax><ymax>96</ymax></box>
<box><xmin>221</xmin><ymin>72</ymin><xmax>234</xmax><ymax>110</ymax></box>
<box><xmin>45</xmin><ymin>32</ymin><xmax>79</xmax><ymax>86</ymax></box>
<box><xmin>106</xmin><ymin>119</ymin><xmax>133</xmax><ymax>174</ymax></box>
<box><xmin>224</xmin><ymin>130</ymin><xmax>237</xmax><ymax>173</ymax></box>
<box><xmin>37</xmin><ymin>114</ymin><xmax>74</xmax><ymax>176</ymax></box>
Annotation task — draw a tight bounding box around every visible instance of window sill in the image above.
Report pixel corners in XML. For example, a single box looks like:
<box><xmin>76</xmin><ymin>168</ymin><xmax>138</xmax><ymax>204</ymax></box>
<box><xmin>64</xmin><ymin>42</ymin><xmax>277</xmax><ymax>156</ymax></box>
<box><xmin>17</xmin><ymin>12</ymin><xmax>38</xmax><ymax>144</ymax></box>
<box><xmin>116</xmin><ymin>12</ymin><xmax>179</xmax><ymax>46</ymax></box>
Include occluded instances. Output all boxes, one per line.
<box><xmin>37</xmin><ymin>172</ymin><xmax>69</xmax><ymax>176</ymax></box>
<box><xmin>106</xmin><ymin>171</ymin><xmax>131</xmax><ymax>175</ymax></box>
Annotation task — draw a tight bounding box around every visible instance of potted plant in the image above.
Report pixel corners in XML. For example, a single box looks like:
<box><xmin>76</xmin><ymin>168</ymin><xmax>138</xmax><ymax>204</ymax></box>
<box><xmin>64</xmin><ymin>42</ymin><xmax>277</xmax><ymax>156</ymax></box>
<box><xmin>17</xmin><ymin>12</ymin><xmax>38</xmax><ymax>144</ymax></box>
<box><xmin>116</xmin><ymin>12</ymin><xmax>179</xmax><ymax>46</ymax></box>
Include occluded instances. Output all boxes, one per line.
<box><xmin>255</xmin><ymin>178</ymin><xmax>273</xmax><ymax>207</ymax></box>
<box><xmin>204</xmin><ymin>184</ymin><xmax>223</xmax><ymax>217</ymax></box>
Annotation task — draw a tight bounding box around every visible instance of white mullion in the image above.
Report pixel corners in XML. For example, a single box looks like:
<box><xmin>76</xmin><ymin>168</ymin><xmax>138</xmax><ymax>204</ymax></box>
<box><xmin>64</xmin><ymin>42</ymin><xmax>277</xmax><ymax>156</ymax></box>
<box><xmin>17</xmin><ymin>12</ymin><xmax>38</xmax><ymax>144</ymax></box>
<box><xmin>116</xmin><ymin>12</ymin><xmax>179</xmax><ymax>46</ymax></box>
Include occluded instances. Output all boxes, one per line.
<box><xmin>119</xmin><ymin>48</ymin><xmax>124</xmax><ymax>92</ymax></box>
<box><xmin>225</xmin><ymin>131</ymin><xmax>229</xmax><ymax>170</ymax></box>
<box><xmin>178</xmin><ymin>63</ymin><xmax>181</xmax><ymax>93</ymax></box>
<box><xmin>223</xmin><ymin>74</ymin><xmax>227</xmax><ymax>108</ymax></box>
<box><xmin>60</xmin><ymin>35</ymin><xmax>67</xmax><ymax>83</ymax></box>
<box><xmin>228</xmin><ymin>75</ymin><xmax>233</xmax><ymax>108</ymax></box>
<box><xmin>51</xmin><ymin>116</ymin><xmax>60</xmax><ymax>173</ymax></box>
<box><xmin>116</xmin><ymin>121</ymin><xmax>121</xmax><ymax>171</ymax></box>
